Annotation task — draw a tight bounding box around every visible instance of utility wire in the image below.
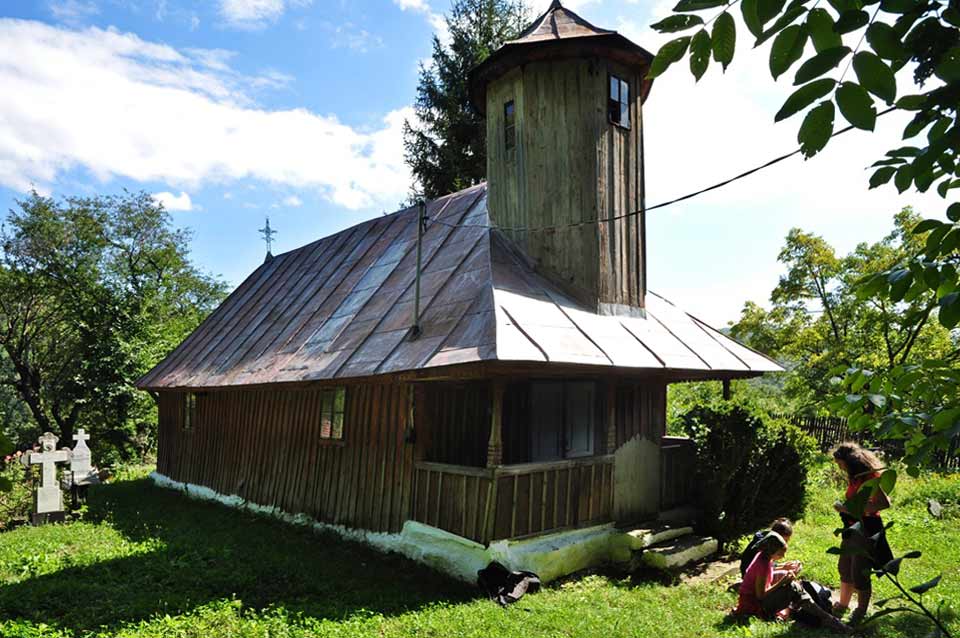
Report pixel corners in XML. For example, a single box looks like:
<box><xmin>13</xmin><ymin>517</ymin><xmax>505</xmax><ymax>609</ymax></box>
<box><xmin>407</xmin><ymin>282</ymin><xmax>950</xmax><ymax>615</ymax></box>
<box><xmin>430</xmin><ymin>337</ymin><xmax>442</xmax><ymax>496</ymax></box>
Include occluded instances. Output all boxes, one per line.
<box><xmin>429</xmin><ymin>105</ymin><xmax>898</xmax><ymax>233</ymax></box>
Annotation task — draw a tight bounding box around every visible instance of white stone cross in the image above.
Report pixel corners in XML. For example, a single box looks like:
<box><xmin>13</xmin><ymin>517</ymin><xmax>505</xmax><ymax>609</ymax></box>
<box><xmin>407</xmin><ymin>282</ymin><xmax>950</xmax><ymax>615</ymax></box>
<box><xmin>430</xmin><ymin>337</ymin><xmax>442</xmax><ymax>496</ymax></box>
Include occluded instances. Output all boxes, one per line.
<box><xmin>29</xmin><ymin>432</ymin><xmax>70</xmax><ymax>514</ymax></box>
<box><xmin>69</xmin><ymin>429</ymin><xmax>98</xmax><ymax>486</ymax></box>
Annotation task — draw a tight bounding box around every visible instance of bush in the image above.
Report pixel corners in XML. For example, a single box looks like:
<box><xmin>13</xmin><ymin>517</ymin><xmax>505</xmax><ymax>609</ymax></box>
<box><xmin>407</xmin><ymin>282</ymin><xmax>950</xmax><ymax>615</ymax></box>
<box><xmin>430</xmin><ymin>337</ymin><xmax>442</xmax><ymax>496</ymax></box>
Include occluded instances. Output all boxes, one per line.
<box><xmin>680</xmin><ymin>401</ymin><xmax>818</xmax><ymax>543</ymax></box>
<box><xmin>0</xmin><ymin>454</ymin><xmax>33</xmax><ymax>529</ymax></box>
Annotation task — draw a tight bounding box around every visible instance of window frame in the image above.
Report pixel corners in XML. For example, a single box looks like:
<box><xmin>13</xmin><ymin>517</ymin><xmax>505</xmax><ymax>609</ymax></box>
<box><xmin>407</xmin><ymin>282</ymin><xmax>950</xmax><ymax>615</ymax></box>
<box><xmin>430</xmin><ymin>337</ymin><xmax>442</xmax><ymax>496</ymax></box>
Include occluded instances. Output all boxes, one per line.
<box><xmin>318</xmin><ymin>386</ymin><xmax>347</xmax><ymax>443</ymax></box>
<box><xmin>504</xmin><ymin>100</ymin><xmax>516</xmax><ymax>158</ymax></box>
<box><xmin>608</xmin><ymin>74</ymin><xmax>631</xmax><ymax>130</ymax></box>
<box><xmin>182</xmin><ymin>391</ymin><xmax>198</xmax><ymax>432</ymax></box>
<box><xmin>528</xmin><ymin>380</ymin><xmax>598</xmax><ymax>462</ymax></box>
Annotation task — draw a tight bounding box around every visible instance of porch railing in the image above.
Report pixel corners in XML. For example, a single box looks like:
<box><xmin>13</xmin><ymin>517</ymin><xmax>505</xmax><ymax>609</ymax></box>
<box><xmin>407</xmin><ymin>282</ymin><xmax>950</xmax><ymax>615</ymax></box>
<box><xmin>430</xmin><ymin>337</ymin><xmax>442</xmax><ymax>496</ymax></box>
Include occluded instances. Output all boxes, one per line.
<box><xmin>660</xmin><ymin>436</ymin><xmax>695</xmax><ymax>511</ymax></box>
<box><xmin>412</xmin><ymin>455</ymin><xmax>615</xmax><ymax>544</ymax></box>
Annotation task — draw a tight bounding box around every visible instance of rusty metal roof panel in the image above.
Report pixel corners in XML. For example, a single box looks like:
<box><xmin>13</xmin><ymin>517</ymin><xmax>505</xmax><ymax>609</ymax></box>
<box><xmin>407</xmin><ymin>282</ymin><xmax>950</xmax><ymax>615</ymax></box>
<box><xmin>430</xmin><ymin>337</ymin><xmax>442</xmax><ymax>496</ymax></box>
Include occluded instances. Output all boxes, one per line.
<box><xmin>137</xmin><ymin>183</ymin><xmax>782</xmax><ymax>389</ymax></box>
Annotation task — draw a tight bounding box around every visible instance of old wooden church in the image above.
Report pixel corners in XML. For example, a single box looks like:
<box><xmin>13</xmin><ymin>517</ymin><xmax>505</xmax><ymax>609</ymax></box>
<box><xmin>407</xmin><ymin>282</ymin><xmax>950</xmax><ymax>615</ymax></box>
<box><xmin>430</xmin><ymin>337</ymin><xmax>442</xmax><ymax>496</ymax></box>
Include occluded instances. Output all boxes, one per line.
<box><xmin>138</xmin><ymin>1</ymin><xmax>781</xmax><ymax>582</ymax></box>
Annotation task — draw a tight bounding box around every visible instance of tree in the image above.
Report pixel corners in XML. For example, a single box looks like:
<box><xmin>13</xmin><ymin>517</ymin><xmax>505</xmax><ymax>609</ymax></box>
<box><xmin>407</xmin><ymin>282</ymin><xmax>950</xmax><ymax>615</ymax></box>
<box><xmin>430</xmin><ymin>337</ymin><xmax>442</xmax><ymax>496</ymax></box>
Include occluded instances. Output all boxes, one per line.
<box><xmin>0</xmin><ymin>191</ymin><xmax>226</xmax><ymax>463</ymax></box>
<box><xmin>646</xmin><ymin>0</ymin><xmax>959</xmax><ymax>469</ymax></box>
<box><xmin>403</xmin><ymin>0</ymin><xmax>529</xmax><ymax>201</ymax></box>
<box><xmin>729</xmin><ymin>209</ymin><xmax>954</xmax><ymax>412</ymax></box>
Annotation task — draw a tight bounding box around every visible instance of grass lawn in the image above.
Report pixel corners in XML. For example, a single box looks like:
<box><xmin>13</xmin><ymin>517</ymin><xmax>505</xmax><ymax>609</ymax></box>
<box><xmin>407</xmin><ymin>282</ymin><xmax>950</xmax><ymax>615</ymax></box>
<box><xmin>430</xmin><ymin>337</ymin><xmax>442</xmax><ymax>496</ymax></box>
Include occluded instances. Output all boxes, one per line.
<box><xmin>0</xmin><ymin>460</ymin><xmax>956</xmax><ymax>638</ymax></box>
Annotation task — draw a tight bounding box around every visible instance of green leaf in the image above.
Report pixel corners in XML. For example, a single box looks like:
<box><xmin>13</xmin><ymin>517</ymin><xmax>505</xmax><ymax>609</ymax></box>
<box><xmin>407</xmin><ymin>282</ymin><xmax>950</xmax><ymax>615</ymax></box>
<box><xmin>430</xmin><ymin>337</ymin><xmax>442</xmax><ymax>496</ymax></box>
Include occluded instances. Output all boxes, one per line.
<box><xmin>689</xmin><ymin>29</ymin><xmax>712</xmax><ymax>80</ymax></box>
<box><xmin>880</xmin><ymin>0</ymin><xmax>921</xmax><ymax>12</ymax></box>
<box><xmin>935</xmin><ymin>46</ymin><xmax>960</xmax><ymax>83</ymax></box>
<box><xmin>647</xmin><ymin>36</ymin><xmax>692</xmax><ymax>79</ymax></box>
<box><xmin>794</xmin><ymin>46</ymin><xmax>851</xmax><ymax>84</ymax></box>
<box><xmin>741</xmin><ymin>0</ymin><xmax>763</xmax><ymax>37</ymax></box>
<box><xmin>758</xmin><ymin>0</ymin><xmax>788</xmax><ymax>24</ymax></box>
<box><xmin>836</xmin><ymin>82</ymin><xmax>877</xmax><ymax>130</ymax></box>
<box><xmin>910</xmin><ymin>574</ymin><xmax>942</xmax><ymax>594</ymax></box>
<box><xmin>0</xmin><ymin>477</ymin><xmax>12</xmax><ymax>493</ymax></box>
<box><xmin>912</xmin><ymin>219</ymin><xmax>944</xmax><ymax>234</ymax></box>
<box><xmin>798</xmin><ymin>100</ymin><xmax>835</xmax><ymax>157</ymax></box>
<box><xmin>770</xmin><ymin>24</ymin><xmax>807</xmax><ymax>79</ymax></box>
<box><xmin>776</xmin><ymin>78</ymin><xmax>836</xmax><ymax>121</ymax></box>
<box><xmin>888</xmin><ymin>268</ymin><xmax>913</xmax><ymax>301</ymax></box>
<box><xmin>835</xmin><ymin>9</ymin><xmax>868</xmax><ymax>34</ymax></box>
<box><xmin>712</xmin><ymin>13</ymin><xmax>736</xmax><ymax>71</ymax></box>
<box><xmin>674</xmin><ymin>0</ymin><xmax>727</xmax><ymax>10</ymax></box>
<box><xmin>948</xmin><ymin>203</ymin><xmax>960</xmax><ymax>222</ymax></box>
<box><xmin>651</xmin><ymin>14</ymin><xmax>705</xmax><ymax>32</ymax></box>
<box><xmin>946</xmin><ymin>6</ymin><xmax>960</xmax><ymax>27</ymax></box>
<box><xmin>869</xmin><ymin>166</ymin><xmax>896</xmax><ymax>188</ymax></box>
<box><xmin>902</xmin><ymin>111</ymin><xmax>934</xmax><ymax>139</ymax></box>
<box><xmin>894</xmin><ymin>164</ymin><xmax>913</xmax><ymax>192</ymax></box>
<box><xmin>879</xmin><ymin>468</ymin><xmax>897</xmax><ymax>494</ymax></box>
<box><xmin>865</xmin><ymin>22</ymin><xmax>908</xmax><ymax>60</ymax></box>
<box><xmin>853</xmin><ymin>51</ymin><xmax>897</xmax><ymax>103</ymax></box>
<box><xmin>0</xmin><ymin>432</ymin><xmax>12</xmax><ymax>457</ymax></box>
<box><xmin>895</xmin><ymin>94</ymin><xmax>926</xmax><ymax>110</ymax></box>
<box><xmin>940</xmin><ymin>292</ymin><xmax>960</xmax><ymax>329</ymax></box>
<box><xmin>926</xmin><ymin>225</ymin><xmax>950</xmax><ymax>258</ymax></box>
<box><xmin>756</xmin><ymin>3</ymin><xmax>806</xmax><ymax>45</ymax></box>
<box><xmin>806</xmin><ymin>8</ymin><xmax>841</xmax><ymax>52</ymax></box>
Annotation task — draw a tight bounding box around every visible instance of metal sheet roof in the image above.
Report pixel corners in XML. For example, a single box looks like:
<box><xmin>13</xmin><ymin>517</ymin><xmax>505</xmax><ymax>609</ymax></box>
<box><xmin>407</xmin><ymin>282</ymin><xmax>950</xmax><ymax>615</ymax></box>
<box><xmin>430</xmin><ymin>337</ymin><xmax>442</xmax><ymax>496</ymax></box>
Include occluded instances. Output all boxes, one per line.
<box><xmin>137</xmin><ymin>183</ymin><xmax>782</xmax><ymax>389</ymax></box>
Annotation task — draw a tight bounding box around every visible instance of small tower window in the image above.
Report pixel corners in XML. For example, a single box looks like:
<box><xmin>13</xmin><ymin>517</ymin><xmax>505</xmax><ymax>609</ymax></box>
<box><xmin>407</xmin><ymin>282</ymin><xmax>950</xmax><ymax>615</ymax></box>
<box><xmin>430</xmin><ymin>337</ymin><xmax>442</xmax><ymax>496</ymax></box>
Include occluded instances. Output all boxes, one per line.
<box><xmin>504</xmin><ymin>100</ymin><xmax>516</xmax><ymax>155</ymax></box>
<box><xmin>608</xmin><ymin>75</ymin><xmax>630</xmax><ymax>129</ymax></box>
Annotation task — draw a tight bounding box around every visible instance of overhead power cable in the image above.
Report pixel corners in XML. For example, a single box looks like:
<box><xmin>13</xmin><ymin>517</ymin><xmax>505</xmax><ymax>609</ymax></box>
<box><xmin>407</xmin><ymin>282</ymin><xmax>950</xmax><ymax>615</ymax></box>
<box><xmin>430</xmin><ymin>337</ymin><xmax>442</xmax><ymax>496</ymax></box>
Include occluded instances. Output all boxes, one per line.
<box><xmin>429</xmin><ymin>105</ymin><xmax>898</xmax><ymax>233</ymax></box>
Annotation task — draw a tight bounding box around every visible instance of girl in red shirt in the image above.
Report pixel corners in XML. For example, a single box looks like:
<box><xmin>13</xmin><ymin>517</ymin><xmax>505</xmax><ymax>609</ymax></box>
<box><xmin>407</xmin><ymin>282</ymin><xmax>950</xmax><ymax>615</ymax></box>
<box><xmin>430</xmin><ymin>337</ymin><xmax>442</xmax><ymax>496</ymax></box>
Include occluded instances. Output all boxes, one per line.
<box><xmin>736</xmin><ymin>531</ymin><xmax>794</xmax><ymax>620</ymax></box>
<box><xmin>831</xmin><ymin>442</ymin><xmax>893</xmax><ymax>626</ymax></box>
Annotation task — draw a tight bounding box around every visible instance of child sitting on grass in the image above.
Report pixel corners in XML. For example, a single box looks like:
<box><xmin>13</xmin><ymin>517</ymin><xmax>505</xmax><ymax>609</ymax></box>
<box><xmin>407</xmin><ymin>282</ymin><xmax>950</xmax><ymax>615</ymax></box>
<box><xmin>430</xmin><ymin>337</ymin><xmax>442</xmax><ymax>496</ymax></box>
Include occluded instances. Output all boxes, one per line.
<box><xmin>739</xmin><ymin>518</ymin><xmax>800</xmax><ymax>578</ymax></box>
<box><xmin>735</xmin><ymin>532</ymin><xmax>851</xmax><ymax>633</ymax></box>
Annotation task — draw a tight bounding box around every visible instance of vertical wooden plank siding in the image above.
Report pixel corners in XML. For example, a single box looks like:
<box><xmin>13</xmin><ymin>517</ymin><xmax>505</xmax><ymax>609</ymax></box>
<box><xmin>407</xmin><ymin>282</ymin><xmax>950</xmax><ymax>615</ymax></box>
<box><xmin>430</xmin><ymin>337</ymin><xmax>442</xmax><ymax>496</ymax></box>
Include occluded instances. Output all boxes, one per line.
<box><xmin>156</xmin><ymin>383</ymin><xmax>412</xmax><ymax>534</ymax></box>
<box><xmin>486</xmin><ymin>56</ymin><xmax>645</xmax><ymax>310</ymax></box>
<box><xmin>614</xmin><ymin>381</ymin><xmax>666</xmax><ymax>447</ymax></box>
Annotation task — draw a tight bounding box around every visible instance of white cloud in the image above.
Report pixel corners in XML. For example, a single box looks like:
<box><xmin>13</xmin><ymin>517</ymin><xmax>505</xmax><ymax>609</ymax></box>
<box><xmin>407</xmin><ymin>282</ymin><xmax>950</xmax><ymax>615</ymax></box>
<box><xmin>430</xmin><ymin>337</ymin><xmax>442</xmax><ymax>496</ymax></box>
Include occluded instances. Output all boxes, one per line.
<box><xmin>219</xmin><ymin>0</ymin><xmax>284</xmax><ymax>28</ymax></box>
<box><xmin>0</xmin><ymin>19</ymin><xmax>412</xmax><ymax>210</ymax></box>
<box><xmin>392</xmin><ymin>0</ymin><xmax>449</xmax><ymax>45</ymax></box>
<box><xmin>282</xmin><ymin>194</ymin><xmax>302</xmax><ymax>207</ymax></box>
<box><xmin>152</xmin><ymin>190</ymin><xmax>193</xmax><ymax>211</ymax></box>
<box><xmin>322</xmin><ymin>22</ymin><xmax>384</xmax><ymax>53</ymax></box>
<box><xmin>48</xmin><ymin>0</ymin><xmax>99</xmax><ymax>23</ymax></box>
<box><xmin>218</xmin><ymin>0</ymin><xmax>312</xmax><ymax>29</ymax></box>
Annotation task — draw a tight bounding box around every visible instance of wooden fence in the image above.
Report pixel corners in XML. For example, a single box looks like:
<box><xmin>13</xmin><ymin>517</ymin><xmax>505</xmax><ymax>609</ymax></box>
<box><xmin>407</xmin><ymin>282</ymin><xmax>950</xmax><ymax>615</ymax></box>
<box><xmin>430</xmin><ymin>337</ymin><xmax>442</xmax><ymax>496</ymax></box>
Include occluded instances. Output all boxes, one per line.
<box><xmin>777</xmin><ymin>413</ymin><xmax>959</xmax><ymax>471</ymax></box>
<box><xmin>412</xmin><ymin>456</ymin><xmax>615</xmax><ymax>544</ymax></box>
<box><xmin>773</xmin><ymin>414</ymin><xmax>861</xmax><ymax>451</ymax></box>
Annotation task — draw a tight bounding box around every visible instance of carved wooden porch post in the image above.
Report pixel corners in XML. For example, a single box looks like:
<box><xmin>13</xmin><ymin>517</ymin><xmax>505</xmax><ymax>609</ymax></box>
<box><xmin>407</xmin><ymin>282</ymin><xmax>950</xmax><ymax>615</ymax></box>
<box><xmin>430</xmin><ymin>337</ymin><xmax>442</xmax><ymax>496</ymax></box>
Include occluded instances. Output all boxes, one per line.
<box><xmin>606</xmin><ymin>382</ymin><xmax>617</xmax><ymax>453</ymax></box>
<box><xmin>487</xmin><ymin>380</ymin><xmax>505</xmax><ymax>467</ymax></box>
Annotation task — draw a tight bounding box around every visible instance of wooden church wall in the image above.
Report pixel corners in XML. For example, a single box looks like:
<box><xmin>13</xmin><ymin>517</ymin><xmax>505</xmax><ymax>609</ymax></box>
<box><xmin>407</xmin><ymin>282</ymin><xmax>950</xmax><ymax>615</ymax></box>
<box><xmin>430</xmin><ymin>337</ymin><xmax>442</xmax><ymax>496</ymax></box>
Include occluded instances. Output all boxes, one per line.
<box><xmin>614</xmin><ymin>381</ymin><xmax>667</xmax><ymax>447</ymax></box>
<box><xmin>157</xmin><ymin>382</ymin><xmax>414</xmax><ymax>534</ymax></box>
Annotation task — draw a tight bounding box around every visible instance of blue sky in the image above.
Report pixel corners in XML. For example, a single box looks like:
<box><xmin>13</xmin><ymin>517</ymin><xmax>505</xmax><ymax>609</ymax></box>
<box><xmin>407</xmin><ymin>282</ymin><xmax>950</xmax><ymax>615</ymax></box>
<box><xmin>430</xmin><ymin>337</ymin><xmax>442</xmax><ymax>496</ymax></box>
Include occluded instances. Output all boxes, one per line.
<box><xmin>0</xmin><ymin>0</ymin><xmax>944</xmax><ymax>327</ymax></box>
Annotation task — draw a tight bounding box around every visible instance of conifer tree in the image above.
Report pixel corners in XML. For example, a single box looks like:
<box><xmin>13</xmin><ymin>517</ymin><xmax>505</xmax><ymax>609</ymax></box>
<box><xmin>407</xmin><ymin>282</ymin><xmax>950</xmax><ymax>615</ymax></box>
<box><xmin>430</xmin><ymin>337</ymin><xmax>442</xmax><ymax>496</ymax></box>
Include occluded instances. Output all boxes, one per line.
<box><xmin>403</xmin><ymin>0</ymin><xmax>529</xmax><ymax>201</ymax></box>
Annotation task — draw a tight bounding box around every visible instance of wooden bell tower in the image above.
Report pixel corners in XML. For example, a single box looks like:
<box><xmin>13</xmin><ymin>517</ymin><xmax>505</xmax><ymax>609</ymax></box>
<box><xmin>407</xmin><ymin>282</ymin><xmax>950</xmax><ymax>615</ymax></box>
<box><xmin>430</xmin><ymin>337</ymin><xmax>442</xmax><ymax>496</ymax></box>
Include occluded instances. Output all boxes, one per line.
<box><xmin>470</xmin><ymin>0</ymin><xmax>655</xmax><ymax>315</ymax></box>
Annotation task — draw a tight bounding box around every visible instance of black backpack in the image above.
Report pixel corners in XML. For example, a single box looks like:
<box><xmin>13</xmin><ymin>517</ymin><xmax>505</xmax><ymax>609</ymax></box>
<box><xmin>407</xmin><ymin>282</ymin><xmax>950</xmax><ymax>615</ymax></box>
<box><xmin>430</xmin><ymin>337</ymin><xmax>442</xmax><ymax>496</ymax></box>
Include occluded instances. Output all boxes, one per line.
<box><xmin>792</xmin><ymin>579</ymin><xmax>834</xmax><ymax>627</ymax></box>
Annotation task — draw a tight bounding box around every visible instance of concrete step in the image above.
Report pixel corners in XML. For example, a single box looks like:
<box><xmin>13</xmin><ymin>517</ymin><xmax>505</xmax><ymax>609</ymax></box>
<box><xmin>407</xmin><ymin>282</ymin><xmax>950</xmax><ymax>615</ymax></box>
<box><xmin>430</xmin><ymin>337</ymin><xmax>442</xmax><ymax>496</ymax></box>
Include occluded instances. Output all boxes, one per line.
<box><xmin>623</xmin><ymin>523</ymin><xmax>694</xmax><ymax>551</ymax></box>
<box><xmin>657</xmin><ymin>506</ymin><xmax>699</xmax><ymax>526</ymax></box>
<box><xmin>640</xmin><ymin>534</ymin><xmax>718</xmax><ymax>571</ymax></box>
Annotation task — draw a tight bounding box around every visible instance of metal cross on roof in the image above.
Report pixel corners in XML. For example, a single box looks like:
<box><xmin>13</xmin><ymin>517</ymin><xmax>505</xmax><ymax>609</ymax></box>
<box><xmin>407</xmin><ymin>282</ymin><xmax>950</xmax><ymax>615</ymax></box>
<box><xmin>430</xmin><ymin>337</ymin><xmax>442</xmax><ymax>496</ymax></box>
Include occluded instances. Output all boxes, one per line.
<box><xmin>258</xmin><ymin>216</ymin><xmax>277</xmax><ymax>257</ymax></box>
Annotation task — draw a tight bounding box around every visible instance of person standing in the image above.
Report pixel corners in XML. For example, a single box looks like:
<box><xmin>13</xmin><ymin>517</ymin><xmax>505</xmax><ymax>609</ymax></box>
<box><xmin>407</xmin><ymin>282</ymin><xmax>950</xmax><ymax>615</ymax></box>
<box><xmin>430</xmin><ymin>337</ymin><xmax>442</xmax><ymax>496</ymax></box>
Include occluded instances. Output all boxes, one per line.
<box><xmin>831</xmin><ymin>442</ymin><xmax>894</xmax><ymax>625</ymax></box>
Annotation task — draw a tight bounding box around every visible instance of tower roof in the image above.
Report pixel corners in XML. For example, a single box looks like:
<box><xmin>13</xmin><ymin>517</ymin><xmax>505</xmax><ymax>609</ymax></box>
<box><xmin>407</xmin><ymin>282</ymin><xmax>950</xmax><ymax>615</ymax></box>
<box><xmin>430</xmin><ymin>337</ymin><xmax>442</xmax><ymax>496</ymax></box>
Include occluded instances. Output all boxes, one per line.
<box><xmin>469</xmin><ymin>0</ymin><xmax>654</xmax><ymax>113</ymax></box>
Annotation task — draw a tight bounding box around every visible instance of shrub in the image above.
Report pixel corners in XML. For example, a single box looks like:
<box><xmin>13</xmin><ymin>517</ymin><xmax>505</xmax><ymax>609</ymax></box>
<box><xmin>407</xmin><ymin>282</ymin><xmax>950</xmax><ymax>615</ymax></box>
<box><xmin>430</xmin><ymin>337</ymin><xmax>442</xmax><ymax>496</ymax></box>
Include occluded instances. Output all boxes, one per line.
<box><xmin>0</xmin><ymin>453</ymin><xmax>33</xmax><ymax>529</ymax></box>
<box><xmin>680</xmin><ymin>401</ymin><xmax>818</xmax><ymax>543</ymax></box>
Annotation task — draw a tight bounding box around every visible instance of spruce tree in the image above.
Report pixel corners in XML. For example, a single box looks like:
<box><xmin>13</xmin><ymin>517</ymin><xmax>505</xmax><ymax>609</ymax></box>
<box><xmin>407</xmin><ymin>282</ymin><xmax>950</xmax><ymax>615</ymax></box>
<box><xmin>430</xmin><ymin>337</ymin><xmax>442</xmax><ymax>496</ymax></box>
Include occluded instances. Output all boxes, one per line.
<box><xmin>403</xmin><ymin>0</ymin><xmax>529</xmax><ymax>201</ymax></box>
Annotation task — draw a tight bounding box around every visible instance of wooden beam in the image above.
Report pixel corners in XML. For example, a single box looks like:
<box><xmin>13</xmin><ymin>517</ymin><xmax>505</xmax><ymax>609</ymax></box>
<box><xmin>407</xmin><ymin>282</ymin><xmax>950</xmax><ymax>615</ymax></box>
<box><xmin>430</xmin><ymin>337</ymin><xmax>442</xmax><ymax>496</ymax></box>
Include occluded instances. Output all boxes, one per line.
<box><xmin>606</xmin><ymin>382</ymin><xmax>617</xmax><ymax>453</ymax></box>
<box><xmin>486</xmin><ymin>380</ymin><xmax>505</xmax><ymax>467</ymax></box>
<box><xmin>722</xmin><ymin>379</ymin><xmax>731</xmax><ymax>401</ymax></box>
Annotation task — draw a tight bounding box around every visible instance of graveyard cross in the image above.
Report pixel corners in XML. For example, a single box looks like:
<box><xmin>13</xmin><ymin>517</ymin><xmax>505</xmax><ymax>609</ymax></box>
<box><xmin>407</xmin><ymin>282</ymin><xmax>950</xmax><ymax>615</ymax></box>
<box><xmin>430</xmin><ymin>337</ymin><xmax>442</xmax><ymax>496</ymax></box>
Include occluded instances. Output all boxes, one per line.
<box><xmin>30</xmin><ymin>432</ymin><xmax>70</xmax><ymax>514</ymax></box>
<box><xmin>70</xmin><ymin>429</ymin><xmax>93</xmax><ymax>479</ymax></box>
